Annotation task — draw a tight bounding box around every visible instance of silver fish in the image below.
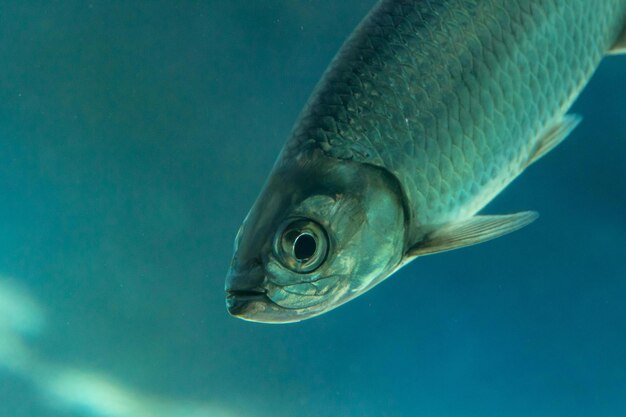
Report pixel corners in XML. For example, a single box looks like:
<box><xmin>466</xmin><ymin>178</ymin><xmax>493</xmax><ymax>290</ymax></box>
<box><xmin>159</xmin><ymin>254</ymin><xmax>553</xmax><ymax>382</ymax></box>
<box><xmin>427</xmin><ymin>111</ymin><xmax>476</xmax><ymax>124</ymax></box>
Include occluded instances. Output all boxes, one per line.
<box><xmin>226</xmin><ymin>0</ymin><xmax>626</xmax><ymax>323</ymax></box>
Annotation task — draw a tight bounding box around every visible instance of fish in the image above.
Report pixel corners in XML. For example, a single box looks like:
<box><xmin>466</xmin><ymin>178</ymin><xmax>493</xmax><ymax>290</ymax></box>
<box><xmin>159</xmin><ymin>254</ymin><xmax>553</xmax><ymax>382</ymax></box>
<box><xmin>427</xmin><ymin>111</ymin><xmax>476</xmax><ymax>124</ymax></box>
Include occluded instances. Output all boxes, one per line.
<box><xmin>225</xmin><ymin>0</ymin><xmax>626</xmax><ymax>323</ymax></box>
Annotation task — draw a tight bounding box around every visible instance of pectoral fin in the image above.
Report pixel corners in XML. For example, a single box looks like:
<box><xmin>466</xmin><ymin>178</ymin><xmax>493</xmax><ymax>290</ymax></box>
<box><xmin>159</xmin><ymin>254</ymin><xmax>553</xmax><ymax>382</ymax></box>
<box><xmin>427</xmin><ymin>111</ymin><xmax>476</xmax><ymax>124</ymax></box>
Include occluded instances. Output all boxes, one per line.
<box><xmin>608</xmin><ymin>24</ymin><xmax>626</xmax><ymax>55</ymax></box>
<box><xmin>405</xmin><ymin>212</ymin><xmax>538</xmax><ymax>259</ymax></box>
<box><xmin>526</xmin><ymin>115</ymin><xmax>581</xmax><ymax>167</ymax></box>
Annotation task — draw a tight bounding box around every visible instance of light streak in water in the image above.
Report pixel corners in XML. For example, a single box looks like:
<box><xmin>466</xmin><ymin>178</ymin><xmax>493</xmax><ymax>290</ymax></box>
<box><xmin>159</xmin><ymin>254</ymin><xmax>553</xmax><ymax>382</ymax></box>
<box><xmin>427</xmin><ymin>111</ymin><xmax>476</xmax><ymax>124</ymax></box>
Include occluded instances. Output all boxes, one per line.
<box><xmin>0</xmin><ymin>278</ymin><xmax>238</xmax><ymax>417</ymax></box>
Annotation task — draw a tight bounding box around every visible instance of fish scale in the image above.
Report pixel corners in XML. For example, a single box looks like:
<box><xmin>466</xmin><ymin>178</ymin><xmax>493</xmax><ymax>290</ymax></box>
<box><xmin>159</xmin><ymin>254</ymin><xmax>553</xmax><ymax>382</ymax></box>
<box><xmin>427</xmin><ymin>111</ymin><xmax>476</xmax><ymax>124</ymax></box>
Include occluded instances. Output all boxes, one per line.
<box><xmin>284</xmin><ymin>0</ymin><xmax>626</xmax><ymax>238</ymax></box>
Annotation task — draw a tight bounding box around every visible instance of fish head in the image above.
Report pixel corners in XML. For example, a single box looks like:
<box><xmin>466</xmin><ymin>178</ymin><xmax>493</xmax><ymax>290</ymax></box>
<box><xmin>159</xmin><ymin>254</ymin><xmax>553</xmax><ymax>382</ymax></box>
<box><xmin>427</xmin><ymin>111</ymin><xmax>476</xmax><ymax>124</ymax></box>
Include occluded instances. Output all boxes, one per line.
<box><xmin>225</xmin><ymin>150</ymin><xmax>406</xmax><ymax>323</ymax></box>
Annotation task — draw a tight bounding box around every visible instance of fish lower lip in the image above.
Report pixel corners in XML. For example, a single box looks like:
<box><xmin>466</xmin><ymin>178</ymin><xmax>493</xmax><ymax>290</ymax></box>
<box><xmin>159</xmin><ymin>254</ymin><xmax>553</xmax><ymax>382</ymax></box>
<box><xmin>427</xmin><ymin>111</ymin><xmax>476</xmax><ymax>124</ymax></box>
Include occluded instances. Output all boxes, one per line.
<box><xmin>226</xmin><ymin>289</ymin><xmax>270</xmax><ymax>318</ymax></box>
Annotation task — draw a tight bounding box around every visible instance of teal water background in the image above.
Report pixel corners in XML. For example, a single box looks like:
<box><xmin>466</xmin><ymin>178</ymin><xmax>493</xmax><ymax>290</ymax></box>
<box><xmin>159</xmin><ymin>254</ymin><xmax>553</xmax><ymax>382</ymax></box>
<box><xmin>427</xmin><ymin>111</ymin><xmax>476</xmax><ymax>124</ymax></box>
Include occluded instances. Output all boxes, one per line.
<box><xmin>0</xmin><ymin>1</ymin><xmax>625</xmax><ymax>416</ymax></box>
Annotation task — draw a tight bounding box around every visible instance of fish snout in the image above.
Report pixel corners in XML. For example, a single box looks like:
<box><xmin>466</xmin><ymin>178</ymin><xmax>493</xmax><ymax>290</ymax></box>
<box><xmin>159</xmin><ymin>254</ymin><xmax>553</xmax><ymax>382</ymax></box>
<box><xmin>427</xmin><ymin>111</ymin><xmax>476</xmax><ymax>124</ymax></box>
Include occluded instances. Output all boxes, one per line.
<box><xmin>225</xmin><ymin>260</ymin><xmax>269</xmax><ymax>317</ymax></box>
<box><xmin>225</xmin><ymin>259</ymin><xmax>266</xmax><ymax>292</ymax></box>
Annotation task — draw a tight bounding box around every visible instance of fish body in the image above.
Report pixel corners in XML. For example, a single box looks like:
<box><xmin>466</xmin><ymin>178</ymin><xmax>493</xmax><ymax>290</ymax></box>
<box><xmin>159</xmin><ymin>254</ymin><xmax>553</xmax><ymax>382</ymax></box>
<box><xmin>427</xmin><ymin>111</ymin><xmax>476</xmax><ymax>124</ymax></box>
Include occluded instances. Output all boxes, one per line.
<box><xmin>226</xmin><ymin>0</ymin><xmax>626</xmax><ymax>323</ymax></box>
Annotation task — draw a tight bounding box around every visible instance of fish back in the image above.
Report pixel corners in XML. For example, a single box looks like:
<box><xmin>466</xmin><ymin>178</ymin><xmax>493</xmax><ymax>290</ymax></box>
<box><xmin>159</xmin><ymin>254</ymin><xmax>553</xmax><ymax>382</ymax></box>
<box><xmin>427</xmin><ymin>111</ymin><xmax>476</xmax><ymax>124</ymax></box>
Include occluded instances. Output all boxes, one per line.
<box><xmin>282</xmin><ymin>0</ymin><xmax>626</xmax><ymax>240</ymax></box>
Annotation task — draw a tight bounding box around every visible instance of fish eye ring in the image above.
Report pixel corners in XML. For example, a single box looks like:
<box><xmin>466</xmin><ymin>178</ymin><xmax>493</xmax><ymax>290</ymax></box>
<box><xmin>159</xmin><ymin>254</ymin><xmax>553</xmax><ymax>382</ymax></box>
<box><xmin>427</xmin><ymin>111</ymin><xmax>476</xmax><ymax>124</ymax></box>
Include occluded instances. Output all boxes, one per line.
<box><xmin>274</xmin><ymin>218</ymin><xmax>328</xmax><ymax>273</ymax></box>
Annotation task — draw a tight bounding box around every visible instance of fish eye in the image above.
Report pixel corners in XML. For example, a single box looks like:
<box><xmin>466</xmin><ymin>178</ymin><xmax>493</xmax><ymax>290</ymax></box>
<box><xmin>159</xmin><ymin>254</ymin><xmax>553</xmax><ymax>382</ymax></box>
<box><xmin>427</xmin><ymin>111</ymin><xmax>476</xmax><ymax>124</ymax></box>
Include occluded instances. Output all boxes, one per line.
<box><xmin>274</xmin><ymin>218</ymin><xmax>328</xmax><ymax>273</ymax></box>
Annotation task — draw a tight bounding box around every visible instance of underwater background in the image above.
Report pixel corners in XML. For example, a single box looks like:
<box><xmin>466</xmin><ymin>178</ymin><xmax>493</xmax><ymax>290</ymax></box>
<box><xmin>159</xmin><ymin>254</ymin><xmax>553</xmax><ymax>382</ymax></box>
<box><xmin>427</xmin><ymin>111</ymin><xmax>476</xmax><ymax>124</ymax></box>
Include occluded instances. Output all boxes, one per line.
<box><xmin>0</xmin><ymin>1</ymin><xmax>625</xmax><ymax>416</ymax></box>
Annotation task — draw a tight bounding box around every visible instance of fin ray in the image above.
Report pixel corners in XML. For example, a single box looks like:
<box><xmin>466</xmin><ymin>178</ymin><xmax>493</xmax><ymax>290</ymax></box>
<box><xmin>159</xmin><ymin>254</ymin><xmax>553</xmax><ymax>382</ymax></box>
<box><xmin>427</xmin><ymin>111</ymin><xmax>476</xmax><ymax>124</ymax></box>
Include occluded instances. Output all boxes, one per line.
<box><xmin>406</xmin><ymin>212</ymin><xmax>538</xmax><ymax>258</ymax></box>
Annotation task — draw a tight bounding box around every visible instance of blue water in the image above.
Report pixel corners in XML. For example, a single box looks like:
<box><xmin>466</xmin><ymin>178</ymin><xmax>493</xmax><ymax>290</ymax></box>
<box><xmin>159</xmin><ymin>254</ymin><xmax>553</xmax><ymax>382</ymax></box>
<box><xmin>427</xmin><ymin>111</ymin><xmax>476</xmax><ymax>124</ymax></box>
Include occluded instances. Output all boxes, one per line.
<box><xmin>0</xmin><ymin>2</ymin><xmax>625</xmax><ymax>417</ymax></box>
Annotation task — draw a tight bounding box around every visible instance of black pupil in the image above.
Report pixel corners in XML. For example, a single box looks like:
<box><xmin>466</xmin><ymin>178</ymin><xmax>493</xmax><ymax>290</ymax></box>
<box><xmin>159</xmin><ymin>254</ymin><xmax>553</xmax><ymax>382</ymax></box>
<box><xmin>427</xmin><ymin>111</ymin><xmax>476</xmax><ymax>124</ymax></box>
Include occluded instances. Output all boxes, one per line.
<box><xmin>293</xmin><ymin>233</ymin><xmax>317</xmax><ymax>260</ymax></box>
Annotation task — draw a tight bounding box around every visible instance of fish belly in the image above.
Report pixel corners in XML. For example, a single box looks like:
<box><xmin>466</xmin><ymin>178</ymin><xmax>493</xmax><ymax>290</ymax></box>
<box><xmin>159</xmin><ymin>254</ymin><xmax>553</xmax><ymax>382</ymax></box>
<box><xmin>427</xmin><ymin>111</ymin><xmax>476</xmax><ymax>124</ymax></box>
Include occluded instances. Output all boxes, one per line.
<box><xmin>282</xmin><ymin>0</ymin><xmax>626</xmax><ymax>239</ymax></box>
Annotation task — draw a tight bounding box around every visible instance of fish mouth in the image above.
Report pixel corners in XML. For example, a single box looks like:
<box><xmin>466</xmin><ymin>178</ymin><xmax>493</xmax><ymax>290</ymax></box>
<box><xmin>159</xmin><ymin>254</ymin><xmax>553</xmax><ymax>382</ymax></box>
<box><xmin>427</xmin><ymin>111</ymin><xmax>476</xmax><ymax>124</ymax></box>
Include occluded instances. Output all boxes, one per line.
<box><xmin>225</xmin><ymin>288</ymin><xmax>269</xmax><ymax>317</ymax></box>
<box><xmin>225</xmin><ymin>266</ymin><xmax>328</xmax><ymax>323</ymax></box>
<box><xmin>225</xmin><ymin>288</ymin><xmax>267</xmax><ymax>309</ymax></box>
<box><xmin>226</xmin><ymin>288</ymin><xmax>267</xmax><ymax>299</ymax></box>
<box><xmin>225</xmin><ymin>286</ymin><xmax>317</xmax><ymax>324</ymax></box>
<box><xmin>225</xmin><ymin>261</ymin><xmax>269</xmax><ymax>317</ymax></box>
